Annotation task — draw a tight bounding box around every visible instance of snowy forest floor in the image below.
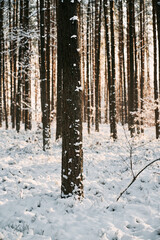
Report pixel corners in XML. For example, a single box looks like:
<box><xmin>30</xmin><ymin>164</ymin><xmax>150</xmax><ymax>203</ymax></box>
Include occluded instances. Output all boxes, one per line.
<box><xmin>0</xmin><ymin>123</ymin><xmax>160</xmax><ymax>240</ymax></box>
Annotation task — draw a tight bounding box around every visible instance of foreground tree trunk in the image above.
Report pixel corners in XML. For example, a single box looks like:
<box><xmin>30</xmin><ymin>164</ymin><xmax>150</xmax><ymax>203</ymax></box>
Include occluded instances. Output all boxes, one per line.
<box><xmin>59</xmin><ymin>0</ymin><xmax>83</xmax><ymax>197</ymax></box>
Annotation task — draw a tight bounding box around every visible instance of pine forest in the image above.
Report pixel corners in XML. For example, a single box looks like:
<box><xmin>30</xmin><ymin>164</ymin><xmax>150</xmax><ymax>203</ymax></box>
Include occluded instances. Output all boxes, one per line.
<box><xmin>0</xmin><ymin>1</ymin><xmax>160</xmax><ymax>239</ymax></box>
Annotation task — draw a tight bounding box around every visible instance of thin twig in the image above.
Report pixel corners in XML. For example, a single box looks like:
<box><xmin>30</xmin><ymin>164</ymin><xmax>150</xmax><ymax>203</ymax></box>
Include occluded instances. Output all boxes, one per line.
<box><xmin>117</xmin><ymin>158</ymin><xmax>160</xmax><ymax>201</ymax></box>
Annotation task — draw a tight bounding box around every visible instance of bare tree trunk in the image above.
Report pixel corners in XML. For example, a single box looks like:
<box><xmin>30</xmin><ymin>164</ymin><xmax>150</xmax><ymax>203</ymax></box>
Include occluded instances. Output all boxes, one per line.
<box><xmin>86</xmin><ymin>1</ymin><xmax>91</xmax><ymax>134</ymax></box>
<box><xmin>16</xmin><ymin>0</ymin><xmax>23</xmax><ymax>132</ymax></box>
<box><xmin>104</xmin><ymin>0</ymin><xmax>112</xmax><ymax>134</ymax></box>
<box><xmin>133</xmin><ymin>1</ymin><xmax>139</xmax><ymax>134</ymax></box>
<box><xmin>61</xmin><ymin>0</ymin><xmax>83</xmax><ymax>197</ymax></box>
<box><xmin>56</xmin><ymin>0</ymin><xmax>63</xmax><ymax>139</ymax></box>
<box><xmin>118</xmin><ymin>0</ymin><xmax>124</xmax><ymax>125</ymax></box>
<box><xmin>110</xmin><ymin>0</ymin><xmax>117</xmax><ymax>140</ymax></box>
<box><xmin>23</xmin><ymin>0</ymin><xmax>31</xmax><ymax>130</ymax></box>
<box><xmin>128</xmin><ymin>0</ymin><xmax>135</xmax><ymax>137</ymax></box>
<box><xmin>51</xmin><ymin>0</ymin><xmax>56</xmax><ymax>114</ymax></box>
<box><xmin>91</xmin><ymin>1</ymin><xmax>95</xmax><ymax>126</ymax></box>
<box><xmin>40</xmin><ymin>0</ymin><xmax>50</xmax><ymax>150</ymax></box>
<box><xmin>156</xmin><ymin>0</ymin><xmax>160</xmax><ymax>94</ymax></box>
<box><xmin>140</xmin><ymin>0</ymin><xmax>145</xmax><ymax>134</ymax></box>
<box><xmin>0</xmin><ymin>0</ymin><xmax>3</xmax><ymax>127</ymax></box>
<box><xmin>152</xmin><ymin>0</ymin><xmax>160</xmax><ymax>139</ymax></box>
<box><xmin>12</xmin><ymin>0</ymin><xmax>18</xmax><ymax>129</ymax></box>
<box><xmin>81</xmin><ymin>5</ymin><xmax>87</xmax><ymax>123</ymax></box>
<box><xmin>95</xmin><ymin>0</ymin><xmax>101</xmax><ymax>132</ymax></box>
<box><xmin>46</xmin><ymin>0</ymin><xmax>51</xmax><ymax>137</ymax></box>
<box><xmin>2</xmin><ymin>0</ymin><xmax>8</xmax><ymax>129</ymax></box>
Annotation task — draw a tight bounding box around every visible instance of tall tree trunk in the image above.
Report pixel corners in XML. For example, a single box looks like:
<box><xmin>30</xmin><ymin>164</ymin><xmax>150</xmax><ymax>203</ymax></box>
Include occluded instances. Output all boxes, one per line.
<box><xmin>0</xmin><ymin>0</ymin><xmax>3</xmax><ymax>127</ymax></box>
<box><xmin>40</xmin><ymin>0</ymin><xmax>50</xmax><ymax>150</ymax></box>
<box><xmin>156</xmin><ymin>0</ymin><xmax>160</xmax><ymax>94</ymax></box>
<box><xmin>95</xmin><ymin>0</ymin><xmax>101</xmax><ymax>132</ymax></box>
<box><xmin>46</xmin><ymin>0</ymin><xmax>51</xmax><ymax>137</ymax></box>
<box><xmin>9</xmin><ymin>0</ymin><xmax>13</xmax><ymax>125</ymax></box>
<box><xmin>2</xmin><ymin>1</ymin><xmax>8</xmax><ymax>129</ymax></box>
<box><xmin>51</xmin><ymin>0</ymin><xmax>56</xmax><ymax>113</ymax></box>
<box><xmin>24</xmin><ymin>0</ymin><xmax>31</xmax><ymax>130</ymax></box>
<box><xmin>56</xmin><ymin>0</ymin><xmax>63</xmax><ymax>139</ymax></box>
<box><xmin>46</xmin><ymin>0</ymin><xmax>50</xmax><ymax>121</ymax></box>
<box><xmin>128</xmin><ymin>0</ymin><xmax>135</xmax><ymax>137</ymax></box>
<box><xmin>118</xmin><ymin>0</ymin><xmax>124</xmax><ymax>125</ymax></box>
<box><xmin>91</xmin><ymin>0</ymin><xmax>95</xmax><ymax>126</ymax></box>
<box><xmin>86</xmin><ymin>1</ymin><xmax>91</xmax><ymax>134</ymax></box>
<box><xmin>133</xmin><ymin>0</ymin><xmax>139</xmax><ymax>133</ymax></box>
<box><xmin>12</xmin><ymin>0</ymin><xmax>18</xmax><ymax>128</ymax></box>
<box><xmin>127</xmin><ymin>1</ymin><xmax>130</xmax><ymax>130</ymax></box>
<box><xmin>110</xmin><ymin>0</ymin><xmax>117</xmax><ymax>140</ymax></box>
<box><xmin>60</xmin><ymin>0</ymin><xmax>83</xmax><ymax>197</ymax></box>
<box><xmin>120</xmin><ymin>0</ymin><xmax>128</xmax><ymax>125</ymax></box>
<box><xmin>16</xmin><ymin>0</ymin><xmax>23</xmax><ymax>132</ymax></box>
<box><xmin>81</xmin><ymin>5</ymin><xmax>87</xmax><ymax>123</ymax></box>
<box><xmin>140</xmin><ymin>0</ymin><xmax>145</xmax><ymax>133</ymax></box>
<box><xmin>152</xmin><ymin>0</ymin><xmax>160</xmax><ymax>139</ymax></box>
<box><xmin>104</xmin><ymin>0</ymin><xmax>112</xmax><ymax>135</ymax></box>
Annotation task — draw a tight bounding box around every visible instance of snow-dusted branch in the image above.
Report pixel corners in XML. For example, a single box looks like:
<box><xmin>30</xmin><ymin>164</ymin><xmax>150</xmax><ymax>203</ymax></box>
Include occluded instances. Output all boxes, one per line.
<box><xmin>117</xmin><ymin>158</ymin><xmax>160</xmax><ymax>201</ymax></box>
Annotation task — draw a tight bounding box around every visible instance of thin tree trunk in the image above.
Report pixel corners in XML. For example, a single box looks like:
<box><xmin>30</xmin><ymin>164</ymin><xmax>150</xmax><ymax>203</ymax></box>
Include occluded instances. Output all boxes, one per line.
<box><xmin>110</xmin><ymin>0</ymin><xmax>117</xmax><ymax>140</ymax></box>
<box><xmin>152</xmin><ymin>0</ymin><xmax>160</xmax><ymax>139</ymax></box>
<box><xmin>0</xmin><ymin>0</ymin><xmax>3</xmax><ymax>127</ymax></box>
<box><xmin>2</xmin><ymin>0</ymin><xmax>8</xmax><ymax>129</ymax></box>
<box><xmin>46</xmin><ymin>0</ymin><xmax>50</xmax><ymax>120</ymax></box>
<box><xmin>40</xmin><ymin>0</ymin><xmax>50</xmax><ymax>150</ymax></box>
<box><xmin>104</xmin><ymin>0</ymin><xmax>112</xmax><ymax>135</ymax></box>
<box><xmin>9</xmin><ymin>0</ymin><xmax>13</xmax><ymax>124</ymax></box>
<box><xmin>128</xmin><ymin>0</ymin><xmax>135</xmax><ymax>137</ymax></box>
<box><xmin>140</xmin><ymin>0</ymin><xmax>145</xmax><ymax>134</ymax></box>
<box><xmin>12</xmin><ymin>0</ymin><xmax>18</xmax><ymax>129</ymax></box>
<box><xmin>133</xmin><ymin>0</ymin><xmax>139</xmax><ymax>134</ymax></box>
<box><xmin>118</xmin><ymin>0</ymin><xmax>124</xmax><ymax>125</ymax></box>
<box><xmin>56</xmin><ymin>0</ymin><xmax>63</xmax><ymax>139</ymax></box>
<box><xmin>95</xmin><ymin>0</ymin><xmax>101</xmax><ymax>132</ymax></box>
<box><xmin>156</xmin><ymin>0</ymin><xmax>160</xmax><ymax>94</ymax></box>
<box><xmin>51</xmin><ymin>0</ymin><xmax>56</xmax><ymax>113</ymax></box>
<box><xmin>23</xmin><ymin>0</ymin><xmax>31</xmax><ymax>130</ymax></box>
<box><xmin>16</xmin><ymin>0</ymin><xmax>23</xmax><ymax>132</ymax></box>
<box><xmin>91</xmin><ymin>0</ymin><xmax>95</xmax><ymax>126</ymax></box>
<box><xmin>86</xmin><ymin>1</ymin><xmax>91</xmax><ymax>134</ymax></box>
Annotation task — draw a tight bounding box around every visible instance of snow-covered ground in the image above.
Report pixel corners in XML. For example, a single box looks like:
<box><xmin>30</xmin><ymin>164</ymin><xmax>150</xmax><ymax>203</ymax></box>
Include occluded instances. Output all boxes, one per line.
<box><xmin>0</xmin><ymin>123</ymin><xmax>160</xmax><ymax>240</ymax></box>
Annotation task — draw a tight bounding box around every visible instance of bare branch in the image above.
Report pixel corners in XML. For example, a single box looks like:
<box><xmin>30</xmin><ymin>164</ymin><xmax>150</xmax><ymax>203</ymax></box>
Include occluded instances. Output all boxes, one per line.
<box><xmin>117</xmin><ymin>158</ymin><xmax>160</xmax><ymax>201</ymax></box>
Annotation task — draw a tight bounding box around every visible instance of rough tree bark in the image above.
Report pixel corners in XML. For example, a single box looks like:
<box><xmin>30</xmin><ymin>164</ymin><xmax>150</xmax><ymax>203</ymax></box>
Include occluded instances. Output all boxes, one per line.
<box><xmin>60</xmin><ymin>0</ymin><xmax>83</xmax><ymax>197</ymax></box>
